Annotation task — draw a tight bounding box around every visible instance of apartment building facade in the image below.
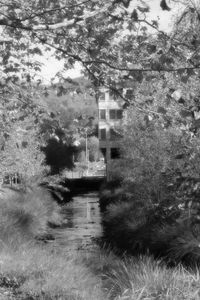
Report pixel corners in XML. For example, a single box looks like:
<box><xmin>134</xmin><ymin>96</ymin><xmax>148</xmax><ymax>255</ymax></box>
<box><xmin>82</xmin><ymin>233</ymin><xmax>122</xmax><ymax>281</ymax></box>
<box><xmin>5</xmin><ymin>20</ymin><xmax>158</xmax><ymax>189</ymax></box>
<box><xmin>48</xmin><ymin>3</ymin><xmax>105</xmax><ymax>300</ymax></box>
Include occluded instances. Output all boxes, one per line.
<box><xmin>97</xmin><ymin>89</ymin><xmax>125</xmax><ymax>180</ymax></box>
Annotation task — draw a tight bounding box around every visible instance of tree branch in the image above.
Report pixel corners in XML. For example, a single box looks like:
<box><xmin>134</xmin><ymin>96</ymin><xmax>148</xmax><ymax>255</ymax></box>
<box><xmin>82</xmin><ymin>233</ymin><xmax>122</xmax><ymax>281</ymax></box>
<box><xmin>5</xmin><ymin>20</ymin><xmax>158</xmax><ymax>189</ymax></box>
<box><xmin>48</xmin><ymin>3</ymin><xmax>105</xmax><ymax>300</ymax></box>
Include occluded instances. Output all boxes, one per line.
<box><xmin>21</xmin><ymin>0</ymin><xmax>92</xmax><ymax>21</ymax></box>
<box><xmin>0</xmin><ymin>3</ymin><xmax>111</xmax><ymax>31</ymax></box>
<box><xmin>35</xmin><ymin>31</ymin><xmax>200</xmax><ymax>75</ymax></box>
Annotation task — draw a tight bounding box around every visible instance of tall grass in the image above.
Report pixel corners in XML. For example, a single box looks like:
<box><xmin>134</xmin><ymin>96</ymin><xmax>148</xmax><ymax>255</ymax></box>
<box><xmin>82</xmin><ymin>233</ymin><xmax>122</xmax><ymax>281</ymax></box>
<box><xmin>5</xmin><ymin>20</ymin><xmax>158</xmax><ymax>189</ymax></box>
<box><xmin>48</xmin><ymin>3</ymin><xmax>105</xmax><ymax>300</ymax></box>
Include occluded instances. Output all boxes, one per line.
<box><xmin>1</xmin><ymin>244</ymin><xmax>200</xmax><ymax>300</ymax></box>
<box><xmin>0</xmin><ymin>184</ymin><xmax>200</xmax><ymax>299</ymax></box>
<box><xmin>0</xmin><ymin>245</ymin><xmax>105</xmax><ymax>300</ymax></box>
<box><xmin>85</xmin><ymin>249</ymin><xmax>200</xmax><ymax>300</ymax></box>
<box><xmin>102</xmin><ymin>199</ymin><xmax>200</xmax><ymax>267</ymax></box>
<box><xmin>0</xmin><ymin>185</ymin><xmax>62</xmax><ymax>247</ymax></box>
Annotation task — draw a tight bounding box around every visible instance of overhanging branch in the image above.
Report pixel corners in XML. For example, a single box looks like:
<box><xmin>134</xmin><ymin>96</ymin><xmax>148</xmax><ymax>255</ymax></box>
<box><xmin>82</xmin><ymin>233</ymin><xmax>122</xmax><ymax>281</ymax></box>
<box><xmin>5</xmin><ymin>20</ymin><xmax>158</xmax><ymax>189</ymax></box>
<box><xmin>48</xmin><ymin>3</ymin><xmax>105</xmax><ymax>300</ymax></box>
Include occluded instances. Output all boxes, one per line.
<box><xmin>0</xmin><ymin>3</ymin><xmax>111</xmax><ymax>31</ymax></box>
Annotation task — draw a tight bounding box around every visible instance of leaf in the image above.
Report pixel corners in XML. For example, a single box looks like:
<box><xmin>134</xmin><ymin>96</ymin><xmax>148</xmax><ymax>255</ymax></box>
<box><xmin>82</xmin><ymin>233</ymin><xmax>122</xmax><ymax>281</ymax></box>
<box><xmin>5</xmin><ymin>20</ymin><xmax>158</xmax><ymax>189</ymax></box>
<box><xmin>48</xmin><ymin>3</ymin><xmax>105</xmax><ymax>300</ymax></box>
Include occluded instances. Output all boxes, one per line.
<box><xmin>179</xmin><ymin>110</ymin><xmax>192</xmax><ymax>118</ymax></box>
<box><xmin>115</xmin><ymin>0</ymin><xmax>130</xmax><ymax>8</ymax></box>
<box><xmin>26</xmin><ymin>74</ymin><xmax>31</xmax><ymax>82</ymax></box>
<box><xmin>160</xmin><ymin>0</ymin><xmax>171</xmax><ymax>11</ymax></box>
<box><xmin>194</xmin><ymin>111</ymin><xmax>200</xmax><ymax>120</ymax></box>
<box><xmin>131</xmin><ymin>9</ymin><xmax>138</xmax><ymax>21</ymax></box>
<box><xmin>187</xmin><ymin>69</ymin><xmax>196</xmax><ymax>76</ymax></box>
<box><xmin>152</xmin><ymin>20</ymin><xmax>158</xmax><ymax>27</ymax></box>
<box><xmin>157</xmin><ymin>106</ymin><xmax>167</xmax><ymax>114</ymax></box>
<box><xmin>175</xmin><ymin>154</ymin><xmax>185</xmax><ymax>159</ymax></box>
<box><xmin>159</xmin><ymin>54</ymin><xmax>174</xmax><ymax>66</ymax></box>
<box><xmin>181</xmin><ymin>75</ymin><xmax>189</xmax><ymax>83</ymax></box>
<box><xmin>150</xmin><ymin>60</ymin><xmax>162</xmax><ymax>71</ymax></box>
<box><xmin>146</xmin><ymin>44</ymin><xmax>157</xmax><ymax>54</ymax></box>
<box><xmin>178</xmin><ymin>97</ymin><xmax>185</xmax><ymax>104</ymax></box>
<box><xmin>177</xmin><ymin>68</ymin><xmax>185</xmax><ymax>76</ymax></box>
<box><xmin>123</xmin><ymin>0</ymin><xmax>131</xmax><ymax>8</ymax></box>
<box><xmin>129</xmin><ymin>70</ymin><xmax>143</xmax><ymax>83</ymax></box>
<box><xmin>171</xmin><ymin>90</ymin><xmax>181</xmax><ymax>101</ymax></box>
<box><xmin>22</xmin><ymin>141</ymin><xmax>28</xmax><ymax>148</ymax></box>
<box><xmin>141</xmin><ymin>26</ymin><xmax>147</xmax><ymax>31</ymax></box>
<box><xmin>137</xmin><ymin>5</ymin><xmax>150</xmax><ymax>13</ymax></box>
<box><xmin>192</xmin><ymin>119</ymin><xmax>200</xmax><ymax>129</ymax></box>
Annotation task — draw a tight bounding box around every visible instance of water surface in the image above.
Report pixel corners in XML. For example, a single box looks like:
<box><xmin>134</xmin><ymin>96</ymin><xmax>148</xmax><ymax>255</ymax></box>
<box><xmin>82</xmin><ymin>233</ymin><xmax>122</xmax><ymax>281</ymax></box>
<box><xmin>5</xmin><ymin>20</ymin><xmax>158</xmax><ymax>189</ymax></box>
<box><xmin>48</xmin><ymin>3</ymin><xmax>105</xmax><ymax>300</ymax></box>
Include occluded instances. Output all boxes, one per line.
<box><xmin>53</xmin><ymin>193</ymin><xmax>102</xmax><ymax>251</ymax></box>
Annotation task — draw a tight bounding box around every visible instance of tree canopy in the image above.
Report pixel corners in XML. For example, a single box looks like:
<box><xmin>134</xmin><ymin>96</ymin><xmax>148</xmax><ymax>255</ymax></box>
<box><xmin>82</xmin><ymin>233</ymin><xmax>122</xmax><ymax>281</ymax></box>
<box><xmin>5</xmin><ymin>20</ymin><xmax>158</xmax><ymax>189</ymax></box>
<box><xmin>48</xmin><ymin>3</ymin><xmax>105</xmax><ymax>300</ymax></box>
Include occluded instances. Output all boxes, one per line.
<box><xmin>1</xmin><ymin>0</ymin><xmax>200</xmax><ymax>178</ymax></box>
<box><xmin>0</xmin><ymin>0</ymin><xmax>199</xmax><ymax>99</ymax></box>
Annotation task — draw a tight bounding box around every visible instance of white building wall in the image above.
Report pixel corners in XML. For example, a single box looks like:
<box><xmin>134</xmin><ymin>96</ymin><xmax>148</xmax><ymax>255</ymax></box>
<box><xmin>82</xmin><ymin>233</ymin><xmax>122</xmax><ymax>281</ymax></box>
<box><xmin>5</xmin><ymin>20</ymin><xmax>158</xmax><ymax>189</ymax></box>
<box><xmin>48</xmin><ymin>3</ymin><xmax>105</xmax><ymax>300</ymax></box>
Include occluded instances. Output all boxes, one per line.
<box><xmin>97</xmin><ymin>89</ymin><xmax>125</xmax><ymax>180</ymax></box>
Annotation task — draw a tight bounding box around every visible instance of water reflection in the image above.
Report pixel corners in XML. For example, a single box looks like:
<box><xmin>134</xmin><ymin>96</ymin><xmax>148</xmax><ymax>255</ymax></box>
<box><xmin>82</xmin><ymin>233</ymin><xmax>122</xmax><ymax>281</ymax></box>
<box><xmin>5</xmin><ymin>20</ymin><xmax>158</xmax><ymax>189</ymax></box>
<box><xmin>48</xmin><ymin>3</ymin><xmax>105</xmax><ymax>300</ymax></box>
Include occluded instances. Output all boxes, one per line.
<box><xmin>53</xmin><ymin>193</ymin><xmax>102</xmax><ymax>250</ymax></box>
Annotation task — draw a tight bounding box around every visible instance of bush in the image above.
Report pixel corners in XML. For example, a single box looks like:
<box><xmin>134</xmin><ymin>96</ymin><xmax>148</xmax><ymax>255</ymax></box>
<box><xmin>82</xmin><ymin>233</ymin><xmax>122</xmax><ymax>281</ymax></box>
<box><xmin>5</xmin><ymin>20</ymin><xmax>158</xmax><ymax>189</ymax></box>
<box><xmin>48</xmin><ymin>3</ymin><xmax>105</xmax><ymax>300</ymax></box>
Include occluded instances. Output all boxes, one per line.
<box><xmin>0</xmin><ymin>185</ymin><xmax>62</xmax><ymax>247</ymax></box>
<box><xmin>100</xmin><ymin>104</ymin><xmax>200</xmax><ymax>266</ymax></box>
<box><xmin>102</xmin><ymin>198</ymin><xmax>200</xmax><ymax>267</ymax></box>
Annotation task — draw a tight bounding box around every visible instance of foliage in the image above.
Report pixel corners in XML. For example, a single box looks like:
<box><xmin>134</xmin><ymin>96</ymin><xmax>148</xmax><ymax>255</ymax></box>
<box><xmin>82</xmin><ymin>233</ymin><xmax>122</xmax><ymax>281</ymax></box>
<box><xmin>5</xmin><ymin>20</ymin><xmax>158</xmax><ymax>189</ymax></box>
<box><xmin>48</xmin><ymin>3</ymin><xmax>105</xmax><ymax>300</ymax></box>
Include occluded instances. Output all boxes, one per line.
<box><xmin>75</xmin><ymin>135</ymin><xmax>99</xmax><ymax>162</ymax></box>
<box><xmin>0</xmin><ymin>0</ymin><xmax>197</xmax><ymax>95</ymax></box>
<box><xmin>0</xmin><ymin>246</ymin><xmax>105</xmax><ymax>300</ymax></box>
<box><xmin>0</xmin><ymin>185</ymin><xmax>62</xmax><ymax>246</ymax></box>
<box><xmin>41</xmin><ymin>137</ymin><xmax>76</xmax><ymax>174</ymax></box>
<box><xmin>88</xmin><ymin>251</ymin><xmax>200</xmax><ymax>300</ymax></box>
<box><xmin>0</xmin><ymin>120</ymin><xmax>49</xmax><ymax>181</ymax></box>
<box><xmin>0</xmin><ymin>0</ymin><xmax>199</xmax><ymax>179</ymax></box>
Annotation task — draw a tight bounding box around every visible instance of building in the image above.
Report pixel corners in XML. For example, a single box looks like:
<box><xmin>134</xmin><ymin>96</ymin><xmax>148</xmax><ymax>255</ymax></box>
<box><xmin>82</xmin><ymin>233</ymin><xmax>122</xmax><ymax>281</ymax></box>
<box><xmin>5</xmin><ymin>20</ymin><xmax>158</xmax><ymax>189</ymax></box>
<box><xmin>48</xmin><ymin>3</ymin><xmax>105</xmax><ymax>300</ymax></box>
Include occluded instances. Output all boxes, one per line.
<box><xmin>97</xmin><ymin>88</ymin><xmax>125</xmax><ymax>180</ymax></box>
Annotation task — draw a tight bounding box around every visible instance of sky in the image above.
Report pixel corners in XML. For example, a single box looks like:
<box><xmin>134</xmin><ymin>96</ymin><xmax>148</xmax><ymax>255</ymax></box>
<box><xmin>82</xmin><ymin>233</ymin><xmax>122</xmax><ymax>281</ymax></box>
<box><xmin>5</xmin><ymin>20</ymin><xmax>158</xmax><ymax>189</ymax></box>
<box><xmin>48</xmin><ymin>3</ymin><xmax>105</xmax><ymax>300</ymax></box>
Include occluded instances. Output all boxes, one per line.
<box><xmin>39</xmin><ymin>0</ymin><xmax>184</xmax><ymax>83</ymax></box>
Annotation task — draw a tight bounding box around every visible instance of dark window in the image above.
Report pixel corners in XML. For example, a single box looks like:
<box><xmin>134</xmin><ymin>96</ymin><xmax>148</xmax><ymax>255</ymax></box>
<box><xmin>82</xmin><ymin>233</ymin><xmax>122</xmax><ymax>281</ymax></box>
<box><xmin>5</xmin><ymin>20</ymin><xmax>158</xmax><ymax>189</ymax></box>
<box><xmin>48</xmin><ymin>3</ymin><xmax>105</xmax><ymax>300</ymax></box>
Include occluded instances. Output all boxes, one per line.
<box><xmin>109</xmin><ymin>91</ymin><xmax>117</xmax><ymax>100</ymax></box>
<box><xmin>111</xmin><ymin>148</ymin><xmax>120</xmax><ymax>159</ymax></box>
<box><xmin>100</xmin><ymin>128</ymin><xmax>106</xmax><ymax>140</ymax></box>
<box><xmin>110</xmin><ymin>128</ymin><xmax>123</xmax><ymax>140</ymax></box>
<box><xmin>125</xmin><ymin>89</ymin><xmax>134</xmax><ymax>100</ymax></box>
<box><xmin>109</xmin><ymin>109</ymin><xmax>123</xmax><ymax>120</ymax></box>
<box><xmin>110</xmin><ymin>128</ymin><xmax>117</xmax><ymax>140</ymax></box>
<box><xmin>109</xmin><ymin>110</ymin><xmax>116</xmax><ymax>119</ymax></box>
<box><xmin>117</xmin><ymin>110</ymin><xmax>123</xmax><ymax>119</ymax></box>
<box><xmin>100</xmin><ymin>148</ymin><xmax>106</xmax><ymax>161</ymax></box>
<box><xmin>100</xmin><ymin>109</ymin><xmax>106</xmax><ymax>120</ymax></box>
<box><xmin>99</xmin><ymin>91</ymin><xmax>105</xmax><ymax>101</ymax></box>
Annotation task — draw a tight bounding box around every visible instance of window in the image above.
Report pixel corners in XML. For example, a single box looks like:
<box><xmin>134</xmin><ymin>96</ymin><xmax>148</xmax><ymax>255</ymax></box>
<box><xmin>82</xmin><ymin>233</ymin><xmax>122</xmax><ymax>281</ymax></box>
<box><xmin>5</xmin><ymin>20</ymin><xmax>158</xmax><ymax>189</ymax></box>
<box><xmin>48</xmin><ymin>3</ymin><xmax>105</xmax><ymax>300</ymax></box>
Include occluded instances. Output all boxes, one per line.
<box><xmin>109</xmin><ymin>109</ymin><xmax>123</xmax><ymax>120</ymax></box>
<box><xmin>117</xmin><ymin>110</ymin><xmax>123</xmax><ymax>119</ymax></box>
<box><xmin>100</xmin><ymin>109</ymin><xmax>106</xmax><ymax>120</ymax></box>
<box><xmin>125</xmin><ymin>89</ymin><xmax>134</xmax><ymax>100</ymax></box>
<box><xmin>109</xmin><ymin>110</ymin><xmax>116</xmax><ymax>119</ymax></box>
<box><xmin>100</xmin><ymin>148</ymin><xmax>106</xmax><ymax>161</ymax></box>
<box><xmin>99</xmin><ymin>91</ymin><xmax>105</xmax><ymax>101</ymax></box>
<box><xmin>100</xmin><ymin>128</ymin><xmax>106</xmax><ymax>140</ymax></box>
<box><xmin>110</xmin><ymin>128</ymin><xmax>118</xmax><ymax>140</ymax></box>
<box><xmin>111</xmin><ymin>148</ymin><xmax>120</xmax><ymax>159</ymax></box>
<box><xmin>109</xmin><ymin>91</ymin><xmax>117</xmax><ymax>100</ymax></box>
<box><xmin>110</xmin><ymin>128</ymin><xmax>122</xmax><ymax>140</ymax></box>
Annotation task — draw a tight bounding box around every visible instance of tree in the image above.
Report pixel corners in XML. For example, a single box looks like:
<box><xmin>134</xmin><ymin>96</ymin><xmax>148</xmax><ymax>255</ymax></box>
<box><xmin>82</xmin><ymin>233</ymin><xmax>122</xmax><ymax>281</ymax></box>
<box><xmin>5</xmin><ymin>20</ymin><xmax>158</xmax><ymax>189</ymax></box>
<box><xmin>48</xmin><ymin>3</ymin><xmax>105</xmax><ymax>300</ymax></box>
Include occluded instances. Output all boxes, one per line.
<box><xmin>41</xmin><ymin>138</ymin><xmax>76</xmax><ymax>174</ymax></box>
<box><xmin>1</xmin><ymin>0</ymin><xmax>200</xmax><ymax>179</ymax></box>
<box><xmin>0</xmin><ymin>117</ymin><xmax>49</xmax><ymax>182</ymax></box>
<box><xmin>0</xmin><ymin>0</ymin><xmax>194</xmax><ymax>96</ymax></box>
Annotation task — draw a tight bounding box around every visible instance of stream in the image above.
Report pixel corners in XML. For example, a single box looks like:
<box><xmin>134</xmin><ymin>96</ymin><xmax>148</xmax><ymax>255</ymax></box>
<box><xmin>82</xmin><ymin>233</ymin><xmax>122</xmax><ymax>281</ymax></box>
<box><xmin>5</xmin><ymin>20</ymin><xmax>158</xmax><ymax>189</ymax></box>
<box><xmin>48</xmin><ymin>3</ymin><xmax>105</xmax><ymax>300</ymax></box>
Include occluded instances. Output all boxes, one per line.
<box><xmin>52</xmin><ymin>193</ymin><xmax>102</xmax><ymax>251</ymax></box>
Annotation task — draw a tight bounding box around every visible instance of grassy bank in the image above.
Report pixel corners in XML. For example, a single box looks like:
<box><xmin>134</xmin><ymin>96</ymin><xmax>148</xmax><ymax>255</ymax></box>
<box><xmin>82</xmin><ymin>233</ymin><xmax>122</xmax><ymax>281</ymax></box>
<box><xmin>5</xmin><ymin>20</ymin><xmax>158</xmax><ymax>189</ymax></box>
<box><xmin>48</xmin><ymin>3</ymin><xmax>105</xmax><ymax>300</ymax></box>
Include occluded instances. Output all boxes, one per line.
<box><xmin>0</xmin><ymin>185</ymin><xmax>105</xmax><ymax>299</ymax></box>
<box><xmin>1</xmin><ymin>184</ymin><xmax>200</xmax><ymax>299</ymax></box>
<box><xmin>1</xmin><ymin>245</ymin><xmax>200</xmax><ymax>299</ymax></box>
<box><xmin>88</xmin><ymin>249</ymin><xmax>200</xmax><ymax>300</ymax></box>
<box><xmin>0</xmin><ymin>185</ymin><xmax>63</xmax><ymax>245</ymax></box>
<box><xmin>100</xmin><ymin>180</ymin><xmax>200</xmax><ymax>267</ymax></box>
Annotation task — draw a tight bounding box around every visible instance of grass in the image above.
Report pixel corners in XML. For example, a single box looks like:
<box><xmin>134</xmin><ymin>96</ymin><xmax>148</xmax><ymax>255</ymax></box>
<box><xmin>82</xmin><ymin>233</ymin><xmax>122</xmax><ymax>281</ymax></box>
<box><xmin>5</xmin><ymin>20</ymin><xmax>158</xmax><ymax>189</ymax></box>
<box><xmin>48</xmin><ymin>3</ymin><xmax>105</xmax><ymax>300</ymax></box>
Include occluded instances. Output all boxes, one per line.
<box><xmin>0</xmin><ymin>184</ymin><xmax>200</xmax><ymax>299</ymax></box>
<box><xmin>1</xmin><ymin>243</ymin><xmax>200</xmax><ymax>300</ymax></box>
<box><xmin>0</xmin><ymin>244</ymin><xmax>105</xmax><ymax>300</ymax></box>
<box><xmin>85</xmin><ymin>249</ymin><xmax>200</xmax><ymax>300</ymax></box>
<box><xmin>0</xmin><ymin>185</ymin><xmax>62</xmax><ymax>246</ymax></box>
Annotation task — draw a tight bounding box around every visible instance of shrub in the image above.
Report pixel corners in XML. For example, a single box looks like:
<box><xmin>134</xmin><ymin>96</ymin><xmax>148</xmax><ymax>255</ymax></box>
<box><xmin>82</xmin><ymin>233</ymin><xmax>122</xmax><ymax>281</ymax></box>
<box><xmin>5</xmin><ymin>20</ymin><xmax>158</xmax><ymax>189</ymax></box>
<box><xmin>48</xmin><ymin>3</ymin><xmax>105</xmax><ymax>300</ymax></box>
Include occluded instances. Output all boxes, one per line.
<box><xmin>103</xmin><ymin>198</ymin><xmax>200</xmax><ymax>267</ymax></box>
<box><xmin>0</xmin><ymin>185</ymin><xmax>62</xmax><ymax>247</ymax></box>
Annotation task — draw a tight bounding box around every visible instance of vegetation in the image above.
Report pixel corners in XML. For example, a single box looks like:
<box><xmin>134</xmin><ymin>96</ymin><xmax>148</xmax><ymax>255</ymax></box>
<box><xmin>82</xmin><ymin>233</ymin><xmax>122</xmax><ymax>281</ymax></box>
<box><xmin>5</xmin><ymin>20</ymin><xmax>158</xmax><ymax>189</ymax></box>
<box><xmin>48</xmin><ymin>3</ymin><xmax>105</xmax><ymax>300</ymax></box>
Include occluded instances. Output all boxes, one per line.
<box><xmin>1</xmin><ymin>245</ymin><xmax>200</xmax><ymax>299</ymax></box>
<box><xmin>2</xmin><ymin>0</ymin><xmax>200</xmax><ymax>298</ymax></box>
<box><xmin>0</xmin><ymin>185</ymin><xmax>62</xmax><ymax>244</ymax></box>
